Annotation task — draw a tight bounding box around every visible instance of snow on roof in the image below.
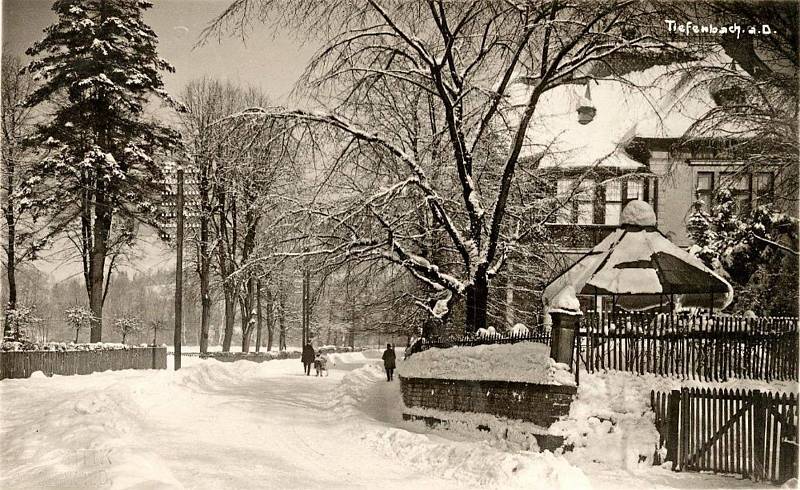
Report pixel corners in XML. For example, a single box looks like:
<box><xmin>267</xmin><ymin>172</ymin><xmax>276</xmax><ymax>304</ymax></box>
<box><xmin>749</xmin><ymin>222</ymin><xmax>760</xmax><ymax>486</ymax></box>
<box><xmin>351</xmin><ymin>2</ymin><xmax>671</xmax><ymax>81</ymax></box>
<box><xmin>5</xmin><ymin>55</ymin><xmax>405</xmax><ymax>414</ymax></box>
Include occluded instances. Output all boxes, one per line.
<box><xmin>507</xmin><ymin>50</ymin><xmax>738</xmax><ymax>169</ymax></box>
<box><xmin>543</xmin><ymin>223</ymin><xmax>733</xmax><ymax>311</ymax></box>
<box><xmin>620</xmin><ymin>200</ymin><xmax>657</xmax><ymax>227</ymax></box>
<box><xmin>549</xmin><ymin>285</ymin><xmax>582</xmax><ymax>316</ymax></box>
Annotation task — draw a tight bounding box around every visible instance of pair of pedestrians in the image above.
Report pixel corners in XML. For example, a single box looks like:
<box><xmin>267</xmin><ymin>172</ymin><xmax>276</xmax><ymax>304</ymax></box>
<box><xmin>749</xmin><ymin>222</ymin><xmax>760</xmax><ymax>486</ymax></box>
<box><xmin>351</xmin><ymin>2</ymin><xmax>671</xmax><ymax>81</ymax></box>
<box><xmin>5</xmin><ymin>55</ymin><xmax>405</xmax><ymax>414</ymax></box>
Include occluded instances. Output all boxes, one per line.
<box><xmin>300</xmin><ymin>343</ymin><xmax>328</xmax><ymax>376</ymax></box>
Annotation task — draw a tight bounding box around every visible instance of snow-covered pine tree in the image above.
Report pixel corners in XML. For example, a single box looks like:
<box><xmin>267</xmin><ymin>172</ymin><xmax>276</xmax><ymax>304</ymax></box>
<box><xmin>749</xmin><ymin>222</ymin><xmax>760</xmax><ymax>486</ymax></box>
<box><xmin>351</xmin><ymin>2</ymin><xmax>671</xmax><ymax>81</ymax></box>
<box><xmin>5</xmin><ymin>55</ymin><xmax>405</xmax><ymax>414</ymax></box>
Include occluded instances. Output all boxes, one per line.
<box><xmin>686</xmin><ymin>200</ymin><xmax>717</xmax><ymax>266</ymax></box>
<box><xmin>688</xmin><ymin>188</ymin><xmax>798</xmax><ymax>315</ymax></box>
<box><xmin>23</xmin><ymin>0</ymin><xmax>180</xmax><ymax>341</ymax></box>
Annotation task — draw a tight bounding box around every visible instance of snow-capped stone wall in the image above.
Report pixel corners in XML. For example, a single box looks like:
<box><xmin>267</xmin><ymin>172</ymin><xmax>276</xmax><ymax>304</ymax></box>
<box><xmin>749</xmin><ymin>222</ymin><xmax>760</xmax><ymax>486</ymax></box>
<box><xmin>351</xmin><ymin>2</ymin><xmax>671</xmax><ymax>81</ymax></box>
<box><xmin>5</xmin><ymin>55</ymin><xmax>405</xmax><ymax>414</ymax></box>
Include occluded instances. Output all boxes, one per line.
<box><xmin>400</xmin><ymin>377</ymin><xmax>576</xmax><ymax>428</ymax></box>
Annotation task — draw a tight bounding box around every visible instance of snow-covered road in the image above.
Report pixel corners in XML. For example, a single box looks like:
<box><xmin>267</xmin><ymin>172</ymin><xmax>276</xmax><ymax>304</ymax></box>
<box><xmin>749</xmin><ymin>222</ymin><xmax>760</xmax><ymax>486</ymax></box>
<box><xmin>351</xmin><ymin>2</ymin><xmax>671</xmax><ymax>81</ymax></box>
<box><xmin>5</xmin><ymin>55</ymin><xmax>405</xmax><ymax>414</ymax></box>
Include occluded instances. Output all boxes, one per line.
<box><xmin>0</xmin><ymin>352</ymin><xmax>780</xmax><ymax>489</ymax></box>
<box><xmin>0</xmin><ymin>353</ymin><xmax>466</xmax><ymax>489</ymax></box>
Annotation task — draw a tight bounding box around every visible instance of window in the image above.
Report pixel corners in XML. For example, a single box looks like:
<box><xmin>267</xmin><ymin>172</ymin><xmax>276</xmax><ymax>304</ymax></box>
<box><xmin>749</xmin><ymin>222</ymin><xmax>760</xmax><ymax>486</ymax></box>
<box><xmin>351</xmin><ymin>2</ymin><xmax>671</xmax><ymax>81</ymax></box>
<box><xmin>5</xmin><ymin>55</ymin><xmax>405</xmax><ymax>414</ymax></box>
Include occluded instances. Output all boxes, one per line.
<box><xmin>576</xmin><ymin>180</ymin><xmax>595</xmax><ymax>224</ymax></box>
<box><xmin>696</xmin><ymin>172</ymin><xmax>714</xmax><ymax>210</ymax></box>
<box><xmin>754</xmin><ymin>172</ymin><xmax>774</xmax><ymax>206</ymax></box>
<box><xmin>721</xmin><ymin>172</ymin><xmax>751</xmax><ymax>214</ymax></box>
<box><xmin>605</xmin><ymin>180</ymin><xmax>622</xmax><ymax>225</ymax></box>
<box><xmin>695</xmin><ymin>170</ymin><xmax>775</xmax><ymax>214</ymax></box>
<box><xmin>555</xmin><ymin>179</ymin><xmax>573</xmax><ymax>224</ymax></box>
<box><xmin>626</xmin><ymin>179</ymin><xmax>643</xmax><ymax>201</ymax></box>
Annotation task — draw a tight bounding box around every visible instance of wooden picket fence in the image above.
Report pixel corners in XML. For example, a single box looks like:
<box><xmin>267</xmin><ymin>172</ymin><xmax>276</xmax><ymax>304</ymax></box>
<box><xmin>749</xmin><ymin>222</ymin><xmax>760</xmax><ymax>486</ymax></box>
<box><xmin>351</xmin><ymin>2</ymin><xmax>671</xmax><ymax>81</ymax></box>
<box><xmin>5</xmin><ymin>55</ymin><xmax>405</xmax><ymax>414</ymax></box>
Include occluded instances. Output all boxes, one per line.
<box><xmin>581</xmin><ymin>313</ymin><xmax>798</xmax><ymax>381</ymax></box>
<box><xmin>651</xmin><ymin>387</ymin><xmax>798</xmax><ymax>483</ymax></box>
<box><xmin>408</xmin><ymin>330</ymin><xmax>551</xmax><ymax>357</ymax></box>
<box><xmin>0</xmin><ymin>347</ymin><xmax>167</xmax><ymax>379</ymax></box>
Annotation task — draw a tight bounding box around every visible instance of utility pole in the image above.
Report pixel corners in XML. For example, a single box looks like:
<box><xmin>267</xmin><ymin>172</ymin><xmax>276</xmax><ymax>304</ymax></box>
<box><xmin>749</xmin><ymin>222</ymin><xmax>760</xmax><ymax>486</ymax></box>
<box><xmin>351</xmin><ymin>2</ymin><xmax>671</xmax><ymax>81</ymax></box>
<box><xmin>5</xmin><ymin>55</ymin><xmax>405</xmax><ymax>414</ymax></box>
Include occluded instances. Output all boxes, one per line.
<box><xmin>302</xmin><ymin>268</ymin><xmax>309</xmax><ymax>346</ymax></box>
<box><xmin>174</xmin><ymin>166</ymin><xmax>184</xmax><ymax>370</ymax></box>
<box><xmin>255</xmin><ymin>279</ymin><xmax>263</xmax><ymax>353</ymax></box>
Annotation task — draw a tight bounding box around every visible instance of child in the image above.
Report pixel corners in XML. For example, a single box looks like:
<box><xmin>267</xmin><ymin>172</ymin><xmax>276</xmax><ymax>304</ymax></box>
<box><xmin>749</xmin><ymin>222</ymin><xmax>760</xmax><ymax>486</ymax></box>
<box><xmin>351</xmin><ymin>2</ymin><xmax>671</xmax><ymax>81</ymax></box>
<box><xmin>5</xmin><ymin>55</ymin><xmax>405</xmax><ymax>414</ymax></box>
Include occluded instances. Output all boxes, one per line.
<box><xmin>314</xmin><ymin>352</ymin><xmax>328</xmax><ymax>377</ymax></box>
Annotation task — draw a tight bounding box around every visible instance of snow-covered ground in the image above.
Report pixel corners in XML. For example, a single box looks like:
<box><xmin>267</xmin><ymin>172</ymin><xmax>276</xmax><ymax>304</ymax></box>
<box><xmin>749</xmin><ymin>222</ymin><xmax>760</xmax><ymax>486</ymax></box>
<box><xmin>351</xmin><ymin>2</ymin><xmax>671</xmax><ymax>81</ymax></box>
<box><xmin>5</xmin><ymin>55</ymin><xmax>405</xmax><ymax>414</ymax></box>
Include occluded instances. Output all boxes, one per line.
<box><xmin>0</xmin><ymin>353</ymin><xmax>783</xmax><ymax>489</ymax></box>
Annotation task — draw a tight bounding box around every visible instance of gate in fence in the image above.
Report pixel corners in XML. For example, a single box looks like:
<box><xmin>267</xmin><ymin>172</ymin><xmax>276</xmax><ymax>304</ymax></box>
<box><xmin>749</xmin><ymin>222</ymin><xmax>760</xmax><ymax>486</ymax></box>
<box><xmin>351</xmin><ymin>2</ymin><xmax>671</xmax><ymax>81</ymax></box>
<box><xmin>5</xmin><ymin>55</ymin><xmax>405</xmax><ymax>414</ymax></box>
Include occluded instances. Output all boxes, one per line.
<box><xmin>651</xmin><ymin>387</ymin><xmax>798</xmax><ymax>483</ymax></box>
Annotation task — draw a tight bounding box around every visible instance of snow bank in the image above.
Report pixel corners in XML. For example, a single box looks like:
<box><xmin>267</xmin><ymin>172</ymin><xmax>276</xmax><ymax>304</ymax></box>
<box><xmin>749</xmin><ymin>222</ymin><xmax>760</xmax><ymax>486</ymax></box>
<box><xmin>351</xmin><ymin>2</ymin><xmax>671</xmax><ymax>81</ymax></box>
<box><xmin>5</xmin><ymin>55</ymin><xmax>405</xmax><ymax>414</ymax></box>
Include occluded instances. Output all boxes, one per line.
<box><xmin>1</xmin><ymin>372</ymin><xmax>183</xmax><ymax>488</ymax></box>
<box><xmin>331</xmin><ymin>364</ymin><xmax>589</xmax><ymax>489</ymax></box>
<box><xmin>402</xmin><ymin>405</ymin><xmax>550</xmax><ymax>451</ymax></box>
<box><xmin>398</xmin><ymin>342</ymin><xmax>575</xmax><ymax>386</ymax></box>
<box><xmin>363</xmin><ymin>428</ymin><xmax>589</xmax><ymax>489</ymax></box>
<box><xmin>550</xmin><ymin>370</ymin><xmax>798</xmax><ymax>476</ymax></box>
<box><xmin>326</xmin><ymin>351</ymin><xmax>382</xmax><ymax>366</ymax></box>
<box><xmin>326</xmin><ymin>363</ymin><xmax>386</xmax><ymax>416</ymax></box>
<box><xmin>550</xmin><ymin>371</ymin><xmax>659</xmax><ymax>472</ymax></box>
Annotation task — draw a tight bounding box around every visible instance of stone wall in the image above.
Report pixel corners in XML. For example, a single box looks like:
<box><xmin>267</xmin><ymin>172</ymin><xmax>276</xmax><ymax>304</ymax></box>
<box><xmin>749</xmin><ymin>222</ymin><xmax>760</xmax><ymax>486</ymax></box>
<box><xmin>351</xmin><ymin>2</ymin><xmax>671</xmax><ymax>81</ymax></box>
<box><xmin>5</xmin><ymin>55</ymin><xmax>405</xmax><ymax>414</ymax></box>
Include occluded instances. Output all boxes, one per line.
<box><xmin>400</xmin><ymin>376</ymin><xmax>575</xmax><ymax>427</ymax></box>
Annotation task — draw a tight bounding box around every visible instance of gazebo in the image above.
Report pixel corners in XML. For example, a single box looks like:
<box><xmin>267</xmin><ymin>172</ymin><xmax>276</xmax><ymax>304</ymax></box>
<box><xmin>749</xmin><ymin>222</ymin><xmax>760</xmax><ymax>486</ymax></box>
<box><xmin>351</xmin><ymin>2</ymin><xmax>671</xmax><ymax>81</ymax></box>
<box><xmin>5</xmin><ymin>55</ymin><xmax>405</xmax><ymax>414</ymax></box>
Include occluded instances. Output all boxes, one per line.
<box><xmin>541</xmin><ymin>200</ymin><xmax>733</xmax><ymax>368</ymax></box>
<box><xmin>543</xmin><ymin>200</ymin><xmax>733</xmax><ymax>314</ymax></box>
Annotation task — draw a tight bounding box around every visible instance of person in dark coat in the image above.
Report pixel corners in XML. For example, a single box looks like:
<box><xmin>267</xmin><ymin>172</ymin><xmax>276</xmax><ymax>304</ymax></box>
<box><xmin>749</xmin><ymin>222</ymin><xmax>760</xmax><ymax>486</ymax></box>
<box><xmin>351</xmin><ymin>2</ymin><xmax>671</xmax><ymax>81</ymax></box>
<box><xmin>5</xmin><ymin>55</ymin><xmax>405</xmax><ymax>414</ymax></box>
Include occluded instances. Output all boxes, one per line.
<box><xmin>301</xmin><ymin>343</ymin><xmax>315</xmax><ymax>376</ymax></box>
<box><xmin>382</xmin><ymin>343</ymin><xmax>396</xmax><ymax>381</ymax></box>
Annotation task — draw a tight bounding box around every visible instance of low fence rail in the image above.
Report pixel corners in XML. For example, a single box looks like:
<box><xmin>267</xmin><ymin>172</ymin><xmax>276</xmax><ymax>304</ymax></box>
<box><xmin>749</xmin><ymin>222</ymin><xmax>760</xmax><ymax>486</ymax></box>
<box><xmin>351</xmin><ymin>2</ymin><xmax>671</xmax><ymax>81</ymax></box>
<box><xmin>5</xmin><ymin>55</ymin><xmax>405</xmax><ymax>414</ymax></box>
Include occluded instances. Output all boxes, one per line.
<box><xmin>0</xmin><ymin>347</ymin><xmax>167</xmax><ymax>380</ymax></box>
<box><xmin>651</xmin><ymin>387</ymin><xmax>797</xmax><ymax>483</ymax></box>
<box><xmin>581</xmin><ymin>313</ymin><xmax>798</xmax><ymax>381</ymax></box>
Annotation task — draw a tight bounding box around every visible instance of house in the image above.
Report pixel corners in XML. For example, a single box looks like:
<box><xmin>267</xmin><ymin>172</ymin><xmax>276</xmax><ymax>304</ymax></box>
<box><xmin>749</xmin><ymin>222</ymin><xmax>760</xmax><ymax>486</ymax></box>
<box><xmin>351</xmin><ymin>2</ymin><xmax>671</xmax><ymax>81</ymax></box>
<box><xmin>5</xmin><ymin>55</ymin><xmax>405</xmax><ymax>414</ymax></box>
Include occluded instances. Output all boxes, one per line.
<box><xmin>508</xmin><ymin>49</ymin><xmax>792</xmax><ymax>258</ymax></box>
<box><xmin>497</xmin><ymin>49</ymin><xmax>794</xmax><ymax>325</ymax></box>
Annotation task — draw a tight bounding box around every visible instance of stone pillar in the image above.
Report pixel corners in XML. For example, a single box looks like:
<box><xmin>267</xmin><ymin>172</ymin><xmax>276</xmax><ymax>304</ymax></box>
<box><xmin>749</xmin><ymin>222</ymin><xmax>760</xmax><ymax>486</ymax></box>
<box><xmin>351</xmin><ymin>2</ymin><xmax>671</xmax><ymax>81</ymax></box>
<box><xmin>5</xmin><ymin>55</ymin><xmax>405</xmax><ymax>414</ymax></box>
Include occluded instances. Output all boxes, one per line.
<box><xmin>549</xmin><ymin>311</ymin><xmax>581</xmax><ymax>366</ymax></box>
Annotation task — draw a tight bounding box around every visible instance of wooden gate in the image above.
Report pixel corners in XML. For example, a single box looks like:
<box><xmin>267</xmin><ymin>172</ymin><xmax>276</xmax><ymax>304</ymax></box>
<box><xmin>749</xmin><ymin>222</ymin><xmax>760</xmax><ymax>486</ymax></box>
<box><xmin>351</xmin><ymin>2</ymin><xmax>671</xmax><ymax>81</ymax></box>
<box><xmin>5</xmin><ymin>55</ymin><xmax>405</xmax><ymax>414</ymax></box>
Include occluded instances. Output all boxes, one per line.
<box><xmin>652</xmin><ymin>387</ymin><xmax>797</xmax><ymax>483</ymax></box>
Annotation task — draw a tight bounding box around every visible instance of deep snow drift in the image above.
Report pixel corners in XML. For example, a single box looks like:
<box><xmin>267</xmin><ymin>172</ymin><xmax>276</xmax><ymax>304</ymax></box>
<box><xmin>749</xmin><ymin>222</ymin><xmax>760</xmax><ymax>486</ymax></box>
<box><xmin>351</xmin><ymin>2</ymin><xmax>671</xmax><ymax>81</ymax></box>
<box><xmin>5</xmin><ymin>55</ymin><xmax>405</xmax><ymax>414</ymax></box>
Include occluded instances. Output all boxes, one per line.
<box><xmin>0</xmin><ymin>353</ymin><xmax>780</xmax><ymax>489</ymax></box>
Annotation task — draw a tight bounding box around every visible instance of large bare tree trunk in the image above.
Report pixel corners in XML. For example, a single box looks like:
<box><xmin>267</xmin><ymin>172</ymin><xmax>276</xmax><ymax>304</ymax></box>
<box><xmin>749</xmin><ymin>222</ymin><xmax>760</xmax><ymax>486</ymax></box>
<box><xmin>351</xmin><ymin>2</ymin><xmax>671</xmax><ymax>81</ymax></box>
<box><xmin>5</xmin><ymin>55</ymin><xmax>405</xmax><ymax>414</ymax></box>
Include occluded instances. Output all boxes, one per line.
<box><xmin>3</xmin><ymin>155</ymin><xmax>16</xmax><ymax>339</ymax></box>
<box><xmin>197</xmin><ymin>154</ymin><xmax>213</xmax><ymax>354</ymax></box>
<box><xmin>278</xmin><ymin>288</ymin><xmax>286</xmax><ymax>351</ymax></box>
<box><xmin>240</xmin><ymin>276</ymin><xmax>256</xmax><ymax>353</ymax></box>
<box><xmin>464</xmin><ymin>272</ymin><xmax>489</xmax><ymax>334</ymax></box>
<box><xmin>505</xmin><ymin>261</ymin><xmax>514</xmax><ymax>328</ymax></box>
<box><xmin>198</xmin><ymin>213</ymin><xmax>211</xmax><ymax>354</ymax></box>
<box><xmin>222</xmin><ymin>292</ymin><xmax>235</xmax><ymax>352</ymax></box>
<box><xmin>88</xmin><ymin>207</ymin><xmax>112</xmax><ymax>342</ymax></box>
<box><xmin>265</xmin><ymin>289</ymin><xmax>274</xmax><ymax>351</ymax></box>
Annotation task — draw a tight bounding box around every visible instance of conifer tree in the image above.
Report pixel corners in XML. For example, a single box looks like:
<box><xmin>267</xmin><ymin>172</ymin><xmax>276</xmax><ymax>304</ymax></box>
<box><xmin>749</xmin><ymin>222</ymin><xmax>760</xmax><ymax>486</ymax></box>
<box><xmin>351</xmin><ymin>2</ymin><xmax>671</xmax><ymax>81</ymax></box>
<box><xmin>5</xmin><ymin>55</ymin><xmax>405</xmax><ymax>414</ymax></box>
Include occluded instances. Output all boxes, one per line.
<box><xmin>23</xmin><ymin>0</ymin><xmax>180</xmax><ymax>341</ymax></box>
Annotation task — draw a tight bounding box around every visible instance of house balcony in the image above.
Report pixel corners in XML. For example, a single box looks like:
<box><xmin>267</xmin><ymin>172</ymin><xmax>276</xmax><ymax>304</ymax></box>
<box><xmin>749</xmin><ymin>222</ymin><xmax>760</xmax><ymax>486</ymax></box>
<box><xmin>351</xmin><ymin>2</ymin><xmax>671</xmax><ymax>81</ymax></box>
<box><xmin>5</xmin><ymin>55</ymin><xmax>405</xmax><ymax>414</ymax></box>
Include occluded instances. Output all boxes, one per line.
<box><xmin>545</xmin><ymin>223</ymin><xmax>618</xmax><ymax>251</ymax></box>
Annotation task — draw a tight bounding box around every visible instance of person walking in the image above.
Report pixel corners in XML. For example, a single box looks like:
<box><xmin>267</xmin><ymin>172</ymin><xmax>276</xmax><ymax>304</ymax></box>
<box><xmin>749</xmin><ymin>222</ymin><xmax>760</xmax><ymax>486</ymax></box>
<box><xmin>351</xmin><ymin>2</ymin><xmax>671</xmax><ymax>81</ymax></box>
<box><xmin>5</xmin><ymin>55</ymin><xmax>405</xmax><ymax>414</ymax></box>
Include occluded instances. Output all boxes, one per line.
<box><xmin>382</xmin><ymin>343</ymin><xmax>396</xmax><ymax>381</ymax></box>
<box><xmin>301</xmin><ymin>342</ymin><xmax>315</xmax><ymax>376</ymax></box>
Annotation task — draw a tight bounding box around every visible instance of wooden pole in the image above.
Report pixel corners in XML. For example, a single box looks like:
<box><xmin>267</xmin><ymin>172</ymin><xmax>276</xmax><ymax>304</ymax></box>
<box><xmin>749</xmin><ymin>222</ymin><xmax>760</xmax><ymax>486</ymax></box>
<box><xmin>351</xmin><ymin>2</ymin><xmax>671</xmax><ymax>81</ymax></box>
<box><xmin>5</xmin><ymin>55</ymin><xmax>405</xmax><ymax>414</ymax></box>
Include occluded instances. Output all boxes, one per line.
<box><xmin>255</xmin><ymin>279</ymin><xmax>263</xmax><ymax>353</ymax></box>
<box><xmin>304</xmin><ymin>268</ymin><xmax>311</xmax><ymax>345</ymax></box>
<box><xmin>301</xmin><ymin>269</ymin><xmax>307</xmax><ymax>347</ymax></box>
<box><xmin>174</xmin><ymin>167</ymin><xmax>184</xmax><ymax>370</ymax></box>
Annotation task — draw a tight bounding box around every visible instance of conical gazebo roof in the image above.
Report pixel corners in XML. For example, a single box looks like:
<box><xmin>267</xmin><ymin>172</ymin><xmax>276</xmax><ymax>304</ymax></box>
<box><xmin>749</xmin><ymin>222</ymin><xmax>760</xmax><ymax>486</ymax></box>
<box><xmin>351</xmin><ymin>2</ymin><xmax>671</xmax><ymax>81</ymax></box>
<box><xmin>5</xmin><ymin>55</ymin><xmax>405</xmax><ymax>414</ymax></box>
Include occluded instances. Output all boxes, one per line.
<box><xmin>543</xmin><ymin>201</ymin><xmax>733</xmax><ymax>311</ymax></box>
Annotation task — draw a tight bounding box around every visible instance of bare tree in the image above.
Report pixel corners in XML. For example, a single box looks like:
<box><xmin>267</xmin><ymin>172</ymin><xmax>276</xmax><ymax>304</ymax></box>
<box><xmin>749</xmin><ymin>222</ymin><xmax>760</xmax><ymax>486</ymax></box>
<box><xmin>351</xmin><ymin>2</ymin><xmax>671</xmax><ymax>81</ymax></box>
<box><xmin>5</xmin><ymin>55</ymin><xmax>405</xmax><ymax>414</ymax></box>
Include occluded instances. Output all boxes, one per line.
<box><xmin>1</xmin><ymin>54</ymin><xmax>48</xmax><ymax>337</ymax></box>
<box><xmin>663</xmin><ymin>1</ymin><xmax>799</xmax><ymax>205</ymax></box>
<box><xmin>206</xmin><ymin>0</ymin><xmax>674</xmax><ymax>333</ymax></box>
<box><xmin>180</xmin><ymin>79</ymin><xmax>302</xmax><ymax>352</ymax></box>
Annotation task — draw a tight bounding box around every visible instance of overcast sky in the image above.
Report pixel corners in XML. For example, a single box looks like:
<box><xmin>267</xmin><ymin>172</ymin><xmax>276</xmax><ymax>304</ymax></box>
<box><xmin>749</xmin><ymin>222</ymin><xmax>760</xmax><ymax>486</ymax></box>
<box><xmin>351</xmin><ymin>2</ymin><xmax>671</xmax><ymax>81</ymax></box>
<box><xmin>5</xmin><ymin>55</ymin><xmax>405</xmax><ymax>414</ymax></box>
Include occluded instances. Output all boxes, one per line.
<box><xmin>1</xmin><ymin>0</ymin><xmax>321</xmax><ymax>281</ymax></box>
<box><xmin>1</xmin><ymin>0</ymin><xmax>320</xmax><ymax>105</ymax></box>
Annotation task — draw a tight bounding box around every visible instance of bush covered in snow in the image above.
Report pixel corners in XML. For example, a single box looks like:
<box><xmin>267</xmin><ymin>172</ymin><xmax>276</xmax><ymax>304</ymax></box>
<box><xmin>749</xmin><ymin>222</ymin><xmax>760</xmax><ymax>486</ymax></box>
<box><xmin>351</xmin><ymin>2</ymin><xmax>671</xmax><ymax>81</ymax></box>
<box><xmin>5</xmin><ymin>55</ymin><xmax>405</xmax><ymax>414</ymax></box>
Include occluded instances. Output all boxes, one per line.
<box><xmin>398</xmin><ymin>342</ymin><xmax>574</xmax><ymax>385</ymax></box>
<box><xmin>511</xmin><ymin>323</ymin><xmax>529</xmax><ymax>335</ymax></box>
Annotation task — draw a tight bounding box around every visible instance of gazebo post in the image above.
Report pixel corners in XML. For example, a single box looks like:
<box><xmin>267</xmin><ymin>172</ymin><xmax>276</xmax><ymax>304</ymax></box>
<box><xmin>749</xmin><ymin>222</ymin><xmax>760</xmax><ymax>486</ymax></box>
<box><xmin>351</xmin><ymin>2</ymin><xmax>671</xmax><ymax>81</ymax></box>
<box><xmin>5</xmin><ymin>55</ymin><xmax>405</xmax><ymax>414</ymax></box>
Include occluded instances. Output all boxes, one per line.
<box><xmin>594</xmin><ymin>288</ymin><xmax>602</xmax><ymax>332</ymax></box>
